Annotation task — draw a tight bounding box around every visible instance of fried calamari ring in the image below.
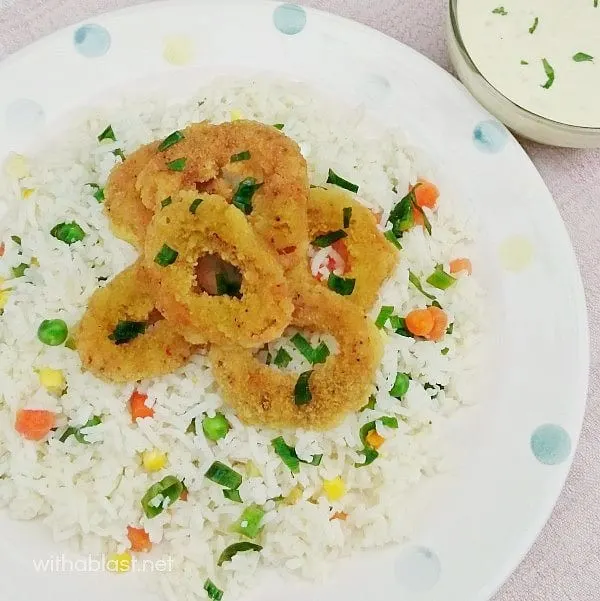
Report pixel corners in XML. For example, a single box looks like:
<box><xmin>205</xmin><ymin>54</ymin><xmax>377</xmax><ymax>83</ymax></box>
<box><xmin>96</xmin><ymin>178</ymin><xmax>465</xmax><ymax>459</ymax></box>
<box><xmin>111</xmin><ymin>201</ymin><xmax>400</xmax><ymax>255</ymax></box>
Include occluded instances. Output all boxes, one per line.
<box><xmin>209</xmin><ymin>284</ymin><xmax>383</xmax><ymax>430</ymax></box>
<box><xmin>104</xmin><ymin>142</ymin><xmax>159</xmax><ymax>249</ymax></box>
<box><xmin>305</xmin><ymin>187</ymin><xmax>399</xmax><ymax>311</ymax></box>
<box><xmin>143</xmin><ymin>195</ymin><xmax>293</xmax><ymax>348</ymax></box>
<box><xmin>136</xmin><ymin>120</ymin><xmax>309</xmax><ymax>270</ymax></box>
<box><xmin>75</xmin><ymin>262</ymin><xmax>194</xmax><ymax>383</ymax></box>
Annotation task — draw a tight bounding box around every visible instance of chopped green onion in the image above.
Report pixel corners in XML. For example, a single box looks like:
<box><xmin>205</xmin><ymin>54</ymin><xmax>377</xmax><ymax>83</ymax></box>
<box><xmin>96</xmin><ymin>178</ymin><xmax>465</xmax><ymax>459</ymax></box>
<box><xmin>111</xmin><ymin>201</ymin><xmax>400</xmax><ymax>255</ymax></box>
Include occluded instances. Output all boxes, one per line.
<box><xmin>232</xmin><ymin>177</ymin><xmax>262</xmax><ymax>215</ymax></box>
<box><xmin>529</xmin><ymin>16</ymin><xmax>539</xmax><ymax>34</ymax></box>
<box><xmin>141</xmin><ymin>475</ymin><xmax>183</xmax><ymax>518</ymax></box>
<box><xmin>375</xmin><ymin>305</ymin><xmax>394</xmax><ymax>329</ymax></box>
<box><xmin>521</xmin><ymin>60</ymin><xmax>529</xmax><ymax>65</ymax></box>
<box><xmin>202</xmin><ymin>413</ymin><xmax>230</xmax><ymax>441</ymax></box>
<box><xmin>360</xmin><ymin>395</ymin><xmax>376</xmax><ymax>411</ymax></box>
<box><xmin>391</xmin><ymin>315</ymin><xmax>413</xmax><ymax>338</ymax></box>
<box><xmin>158</xmin><ymin>130</ymin><xmax>184</xmax><ymax>152</ymax></box>
<box><xmin>311</xmin><ymin>229</ymin><xmax>347</xmax><ymax>248</ymax></box>
<box><xmin>186</xmin><ymin>419</ymin><xmax>196</xmax><ymax>434</ymax></box>
<box><xmin>60</xmin><ymin>416</ymin><xmax>102</xmax><ymax>443</ymax></box>
<box><xmin>154</xmin><ymin>244</ymin><xmax>178</xmax><ymax>266</ymax></box>
<box><xmin>230</xmin><ymin>150</ymin><xmax>251</xmax><ymax>162</ymax></box>
<box><xmin>273</xmin><ymin>123</ymin><xmax>285</xmax><ymax>130</ymax></box>
<box><xmin>326</xmin><ymin>168</ymin><xmax>359</xmax><ymax>193</ymax></box>
<box><xmin>50</xmin><ymin>221</ymin><xmax>86</xmax><ymax>245</ymax></box>
<box><xmin>387</xmin><ymin>190</ymin><xmax>415</xmax><ymax>236</ymax></box>
<box><xmin>203</xmin><ymin>579</ymin><xmax>223</xmax><ymax>601</ymax></box>
<box><xmin>290</xmin><ymin>333</ymin><xmax>315</xmax><ymax>363</ymax></box>
<box><xmin>412</xmin><ymin>202</ymin><xmax>432</xmax><ymax>235</ymax></box>
<box><xmin>541</xmin><ymin>58</ymin><xmax>555</xmax><ymax>89</ymax></box>
<box><xmin>446</xmin><ymin>322</ymin><xmax>454</xmax><ymax>335</ymax></box>
<box><xmin>273</xmin><ymin>347</ymin><xmax>292</xmax><ymax>368</ymax></box>
<box><xmin>108</xmin><ymin>320</ymin><xmax>146</xmax><ymax>345</ymax></box>
<box><xmin>10</xmin><ymin>235</ymin><xmax>21</xmax><ymax>245</ymax></box>
<box><xmin>327</xmin><ymin>273</ymin><xmax>355</xmax><ymax>296</ymax></box>
<box><xmin>304</xmin><ymin>453</ymin><xmax>323</xmax><ymax>466</ymax></box>
<box><xmin>441</xmin><ymin>347</ymin><xmax>450</xmax><ymax>355</ymax></box>
<box><xmin>359</xmin><ymin>421</ymin><xmax>377</xmax><ymax>446</ymax></box>
<box><xmin>384</xmin><ymin>230</ymin><xmax>402</xmax><ymax>249</ymax></box>
<box><xmin>161</xmin><ymin>196</ymin><xmax>172</xmax><ymax>208</ymax></box>
<box><xmin>86</xmin><ymin>183</ymin><xmax>104</xmax><ymax>202</ymax></box>
<box><xmin>97</xmin><ymin>125</ymin><xmax>116</xmax><ymax>142</ymax></box>
<box><xmin>426</xmin><ymin>268</ymin><xmax>456</xmax><ymax>290</ymax></box>
<box><xmin>112</xmin><ymin>149</ymin><xmax>126</xmax><ymax>162</ymax></box>
<box><xmin>492</xmin><ymin>6</ymin><xmax>508</xmax><ymax>15</ymax></box>
<box><xmin>430</xmin><ymin>299</ymin><xmax>443</xmax><ymax>309</ymax></box>
<box><xmin>167</xmin><ymin>157</ymin><xmax>187</xmax><ymax>172</ymax></box>
<box><xmin>381</xmin><ymin>416</ymin><xmax>399</xmax><ymax>429</ymax></box>
<box><xmin>216</xmin><ymin>271</ymin><xmax>242</xmax><ymax>298</ymax></box>
<box><xmin>205</xmin><ymin>461</ymin><xmax>242</xmax><ymax>490</ymax></box>
<box><xmin>354</xmin><ymin>447</ymin><xmax>379</xmax><ymax>467</ymax></box>
<box><xmin>408</xmin><ymin>270</ymin><xmax>437</xmax><ymax>301</ymax></box>
<box><xmin>37</xmin><ymin>319</ymin><xmax>68</xmax><ymax>346</ymax></box>
<box><xmin>573</xmin><ymin>52</ymin><xmax>594</xmax><ymax>62</ymax></box>
<box><xmin>312</xmin><ymin>341</ymin><xmax>330</xmax><ymax>365</ymax></box>
<box><xmin>223</xmin><ymin>488</ymin><xmax>242</xmax><ymax>503</ymax></box>
<box><xmin>343</xmin><ymin>207</ymin><xmax>352</xmax><ymax>228</ymax></box>
<box><xmin>294</xmin><ymin>370</ymin><xmax>313</xmax><ymax>406</ymax></box>
<box><xmin>389</xmin><ymin>373</ymin><xmax>410</xmax><ymax>398</ymax></box>
<box><xmin>230</xmin><ymin>504</ymin><xmax>265</xmax><ymax>538</ymax></box>
<box><xmin>11</xmin><ymin>263</ymin><xmax>28</xmax><ymax>278</ymax></box>
<box><xmin>217</xmin><ymin>542</ymin><xmax>262</xmax><ymax>566</ymax></box>
<box><xmin>187</xmin><ymin>198</ymin><xmax>203</xmax><ymax>214</ymax></box>
<box><xmin>271</xmin><ymin>436</ymin><xmax>300</xmax><ymax>472</ymax></box>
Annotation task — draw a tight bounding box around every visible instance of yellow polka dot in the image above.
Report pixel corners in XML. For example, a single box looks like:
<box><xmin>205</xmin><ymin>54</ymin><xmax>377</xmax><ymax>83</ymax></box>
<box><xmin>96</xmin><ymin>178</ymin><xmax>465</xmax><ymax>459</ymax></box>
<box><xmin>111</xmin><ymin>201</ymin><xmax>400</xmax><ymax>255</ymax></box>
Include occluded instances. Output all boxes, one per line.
<box><xmin>163</xmin><ymin>35</ymin><xmax>194</xmax><ymax>66</ymax></box>
<box><xmin>499</xmin><ymin>236</ymin><xmax>534</xmax><ymax>271</ymax></box>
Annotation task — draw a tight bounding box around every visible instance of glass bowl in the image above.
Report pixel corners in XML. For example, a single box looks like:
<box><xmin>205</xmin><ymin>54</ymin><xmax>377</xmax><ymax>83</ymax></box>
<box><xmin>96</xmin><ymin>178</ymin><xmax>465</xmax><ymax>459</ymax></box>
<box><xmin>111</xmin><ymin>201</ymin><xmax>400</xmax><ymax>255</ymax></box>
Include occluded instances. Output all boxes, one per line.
<box><xmin>447</xmin><ymin>0</ymin><xmax>600</xmax><ymax>148</ymax></box>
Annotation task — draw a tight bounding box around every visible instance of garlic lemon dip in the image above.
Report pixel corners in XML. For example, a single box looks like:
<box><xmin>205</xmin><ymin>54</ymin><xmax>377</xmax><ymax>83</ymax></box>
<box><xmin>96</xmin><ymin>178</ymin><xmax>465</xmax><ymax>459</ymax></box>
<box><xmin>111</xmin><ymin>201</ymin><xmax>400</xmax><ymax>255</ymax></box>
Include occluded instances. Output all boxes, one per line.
<box><xmin>456</xmin><ymin>0</ymin><xmax>600</xmax><ymax>127</ymax></box>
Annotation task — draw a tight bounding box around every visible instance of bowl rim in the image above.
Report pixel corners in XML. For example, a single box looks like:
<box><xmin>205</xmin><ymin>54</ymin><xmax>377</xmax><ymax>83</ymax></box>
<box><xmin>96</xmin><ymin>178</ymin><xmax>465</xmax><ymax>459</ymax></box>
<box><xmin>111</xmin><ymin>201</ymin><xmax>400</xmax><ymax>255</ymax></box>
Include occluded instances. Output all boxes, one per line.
<box><xmin>448</xmin><ymin>0</ymin><xmax>600</xmax><ymax>135</ymax></box>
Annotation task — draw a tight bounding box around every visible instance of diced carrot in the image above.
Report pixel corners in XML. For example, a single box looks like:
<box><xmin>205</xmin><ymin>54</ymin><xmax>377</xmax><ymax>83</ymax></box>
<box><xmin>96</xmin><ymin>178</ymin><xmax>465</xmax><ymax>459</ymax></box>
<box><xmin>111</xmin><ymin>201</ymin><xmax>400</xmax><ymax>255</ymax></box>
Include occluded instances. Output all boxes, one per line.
<box><xmin>365</xmin><ymin>429</ymin><xmax>385</xmax><ymax>450</ymax></box>
<box><xmin>412</xmin><ymin>179</ymin><xmax>439</xmax><ymax>210</ymax></box>
<box><xmin>424</xmin><ymin>306</ymin><xmax>449</xmax><ymax>342</ymax></box>
<box><xmin>127</xmin><ymin>526</ymin><xmax>152</xmax><ymax>553</ymax></box>
<box><xmin>0</xmin><ymin>242</ymin><xmax>5</xmax><ymax>257</ymax></box>
<box><xmin>129</xmin><ymin>390</ymin><xmax>154</xmax><ymax>421</ymax></box>
<box><xmin>412</xmin><ymin>206</ymin><xmax>425</xmax><ymax>227</ymax></box>
<box><xmin>331</xmin><ymin>239</ymin><xmax>351</xmax><ymax>272</ymax></box>
<box><xmin>405</xmin><ymin>309</ymin><xmax>435</xmax><ymax>337</ymax></box>
<box><xmin>449</xmin><ymin>258</ymin><xmax>472</xmax><ymax>275</ymax></box>
<box><xmin>14</xmin><ymin>409</ymin><xmax>56</xmax><ymax>441</ymax></box>
<box><xmin>180</xmin><ymin>488</ymin><xmax>189</xmax><ymax>501</ymax></box>
<box><xmin>329</xmin><ymin>511</ymin><xmax>348</xmax><ymax>521</ymax></box>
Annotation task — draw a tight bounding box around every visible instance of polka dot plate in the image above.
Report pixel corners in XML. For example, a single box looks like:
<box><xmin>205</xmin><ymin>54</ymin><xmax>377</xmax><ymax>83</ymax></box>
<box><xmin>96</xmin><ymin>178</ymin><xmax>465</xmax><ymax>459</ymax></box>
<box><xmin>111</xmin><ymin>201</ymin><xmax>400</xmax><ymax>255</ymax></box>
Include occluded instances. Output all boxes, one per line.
<box><xmin>0</xmin><ymin>2</ymin><xmax>588</xmax><ymax>601</ymax></box>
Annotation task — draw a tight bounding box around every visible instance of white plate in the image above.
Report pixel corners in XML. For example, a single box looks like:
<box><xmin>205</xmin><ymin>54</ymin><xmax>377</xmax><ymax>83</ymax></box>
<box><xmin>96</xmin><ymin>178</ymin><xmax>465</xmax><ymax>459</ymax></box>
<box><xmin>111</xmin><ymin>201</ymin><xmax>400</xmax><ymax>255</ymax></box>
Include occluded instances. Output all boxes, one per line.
<box><xmin>0</xmin><ymin>2</ymin><xmax>589</xmax><ymax>601</ymax></box>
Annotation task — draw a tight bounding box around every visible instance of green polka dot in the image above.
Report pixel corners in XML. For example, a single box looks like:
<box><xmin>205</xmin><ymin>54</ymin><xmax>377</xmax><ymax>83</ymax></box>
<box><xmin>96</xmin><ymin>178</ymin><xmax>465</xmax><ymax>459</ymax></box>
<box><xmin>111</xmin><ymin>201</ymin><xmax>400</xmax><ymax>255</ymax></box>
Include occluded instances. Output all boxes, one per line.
<box><xmin>273</xmin><ymin>4</ymin><xmax>307</xmax><ymax>35</ymax></box>
<box><xmin>531</xmin><ymin>424</ymin><xmax>571</xmax><ymax>465</ymax></box>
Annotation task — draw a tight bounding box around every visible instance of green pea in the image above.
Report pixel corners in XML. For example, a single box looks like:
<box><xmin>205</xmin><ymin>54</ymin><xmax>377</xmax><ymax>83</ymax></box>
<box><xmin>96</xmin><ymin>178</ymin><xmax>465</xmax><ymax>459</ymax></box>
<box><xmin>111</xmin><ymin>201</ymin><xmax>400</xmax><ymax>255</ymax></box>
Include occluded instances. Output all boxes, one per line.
<box><xmin>37</xmin><ymin>319</ymin><xmax>69</xmax><ymax>346</ymax></box>
<box><xmin>50</xmin><ymin>221</ymin><xmax>86</xmax><ymax>245</ymax></box>
<box><xmin>202</xmin><ymin>413</ymin><xmax>230</xmax><ymax>441</ymax></box>
<box><xmin>389</xmin><ymin>372</ymin><xmax>410</xmax><ymax>398</ymax></box>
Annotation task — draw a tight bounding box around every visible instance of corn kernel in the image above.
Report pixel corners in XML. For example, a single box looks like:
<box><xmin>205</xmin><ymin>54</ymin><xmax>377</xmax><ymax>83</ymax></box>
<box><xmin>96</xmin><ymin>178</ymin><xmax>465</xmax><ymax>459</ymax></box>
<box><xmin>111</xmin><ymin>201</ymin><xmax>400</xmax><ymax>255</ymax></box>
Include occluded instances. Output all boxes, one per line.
<box><xmin>365</xmin><ymin>429</ymin><xmax>385</xmax><ymax>450</ymax></box>
<box><xmin>230</xmin><ymin>109</ymin><xmax>243</xmax><ymax>121</ymax></box>
<box><xmin>323</xmin><ymin>476</ymin><xmax>346</xmax><ymax>501</ymax></box>
<box><xmin>106</xmin><ymin>552</ymin><xmax>131</xmax><ymax>573</ymax></box>
<box><xmin>142</xmin><ymin>449</ymin><xmax>167</xmax><ymax>472</ymax></box>
<box><xmin>5</xmin><ymin>153</ymin><xmax>30</xmax><ymax>179</ymax></box>
<box><xmin>21</xmin><ymin>188</ymin><xmax>35</xmax><ymax>199</ymax></box>
<box><xmin>37</xmin><ymin>368</ymin><xmax>66</xmax><ymax>394</ymax></box>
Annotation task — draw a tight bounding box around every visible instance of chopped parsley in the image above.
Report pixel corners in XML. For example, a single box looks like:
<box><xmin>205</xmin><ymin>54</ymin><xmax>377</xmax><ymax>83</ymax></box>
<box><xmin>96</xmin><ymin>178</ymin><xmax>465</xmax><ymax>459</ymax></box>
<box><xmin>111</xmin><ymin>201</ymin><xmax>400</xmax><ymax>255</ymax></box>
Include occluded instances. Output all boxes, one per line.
<box><xmin>230</xmin><ymin>150</ymin><xmax>251</xmax><ymax>162</ymax></box>
<box><xmin>541</xmin><ymin>58</ymin><xmax>555</xmax><ymax>89</ymax></box>
<box><xmin>154</xmin><ymin>244</ymin><xmax>178</xmax><ymax>266</ymax></box>
<box><xmin>528</xmin><ymin>17</ymin><xmax>539</xmax><ymax>34</ymax></box>
<box><xmin>158</xmin><ymin>130</ymin><xmax>184</xmax><ymax>151</ymax></box>
<box><xmin>573</xmin><ymin>52</ymin><xmax>594</xmax><ymax>62</ymax></box>
<box><xmin>327</xmin><ymin>273</ymin><xmax>355</xmax><ymax>296</ymax></box>
<box><xmin>232</xmin><ymin>177</ymin><xmax>262</xmax><ymax>215</ymax></box>
<box><xmin>492</xmin><ymin>6</ymin><xmax>508</xmax><ymax>15</ymax></box>
<box><xmin>166</xmin><ymin>157</ymin><xmax>187</xmax><ymax>171</ymax></box>
<box><xmin>97</xmin><ymin>125</ymin><xmax>116</xmax><ymax>142</ymax></box>
<box><xmin>108</xmin><ymin>320</ymin><xmax>146</xmax><ymax>344</ymax></box>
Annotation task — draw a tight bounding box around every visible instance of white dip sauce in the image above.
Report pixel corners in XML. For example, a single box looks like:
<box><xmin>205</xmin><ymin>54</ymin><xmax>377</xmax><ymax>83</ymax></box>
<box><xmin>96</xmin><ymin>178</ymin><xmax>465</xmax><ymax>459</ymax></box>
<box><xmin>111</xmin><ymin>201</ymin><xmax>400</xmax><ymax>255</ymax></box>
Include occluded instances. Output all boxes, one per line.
<box><xmin>457</xmin><ymin>0</ymin><xmax>600</xmax><ymax>127</ymax></box>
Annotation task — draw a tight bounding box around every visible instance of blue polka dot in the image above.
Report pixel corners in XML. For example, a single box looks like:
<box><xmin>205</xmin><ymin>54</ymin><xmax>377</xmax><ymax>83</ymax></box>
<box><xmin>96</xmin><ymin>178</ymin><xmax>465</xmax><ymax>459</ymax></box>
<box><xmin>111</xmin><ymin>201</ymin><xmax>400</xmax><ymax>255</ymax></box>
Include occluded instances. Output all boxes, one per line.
<box><xmin>273</xmin><ymin>4</ymin><xmax>307</xmax><ymax>35</ymax></box>
<box><xmin>531</xmin><ymin>424</ymin><xmax>572</xmax><ymax>465</ymax></box>
<box><xmin>73</xmin><ymin>24</ymin><xmax>111</xmax><ymax>58</ymax></box>
<box><xmin>473</xmin><ymin>120</ymin><xmax>507</xmax><ymax>153</ymax></box>
<box><xmin>6</xmin><ymin>99</ymin><xmax>45</xmax><ymax>134</ymax></box>
<box><xmin>395</xmin><ymin>546</ymin><xmax>441</xmax><ymax>591</ymax></box>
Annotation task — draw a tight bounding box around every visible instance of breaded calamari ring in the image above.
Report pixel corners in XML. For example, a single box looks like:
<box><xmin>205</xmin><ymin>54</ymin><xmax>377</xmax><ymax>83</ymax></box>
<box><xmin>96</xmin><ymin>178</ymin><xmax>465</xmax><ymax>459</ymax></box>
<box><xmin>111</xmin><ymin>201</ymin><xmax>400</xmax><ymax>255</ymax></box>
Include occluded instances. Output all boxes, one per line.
<box><xmin>104</xmin><ymin>142</ymin><xmax>159</xmax><ymax>249</ymax></box>
<box><xmin>143</xmin><ymin>195</ymin><xmax>293</xmax><ymax>348</ymax></box>
<box><xmin>75</xmin><ymin>262</ymin><xmax>194</xmax><ymax>383</ymax></box>
<box><xmin>209</xmin><ymin>284</ymin><xmax>383</xmax><ymax>430</ymax></box>
<box><xmin>305</xmin><ymin>187</ymin><xmax>399</xmax><ymax>311</ymax></box>
<box><xmin>136</xmin><ymin>120</ymin><xmax>309</xmax><ymax>270</ymax></box>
